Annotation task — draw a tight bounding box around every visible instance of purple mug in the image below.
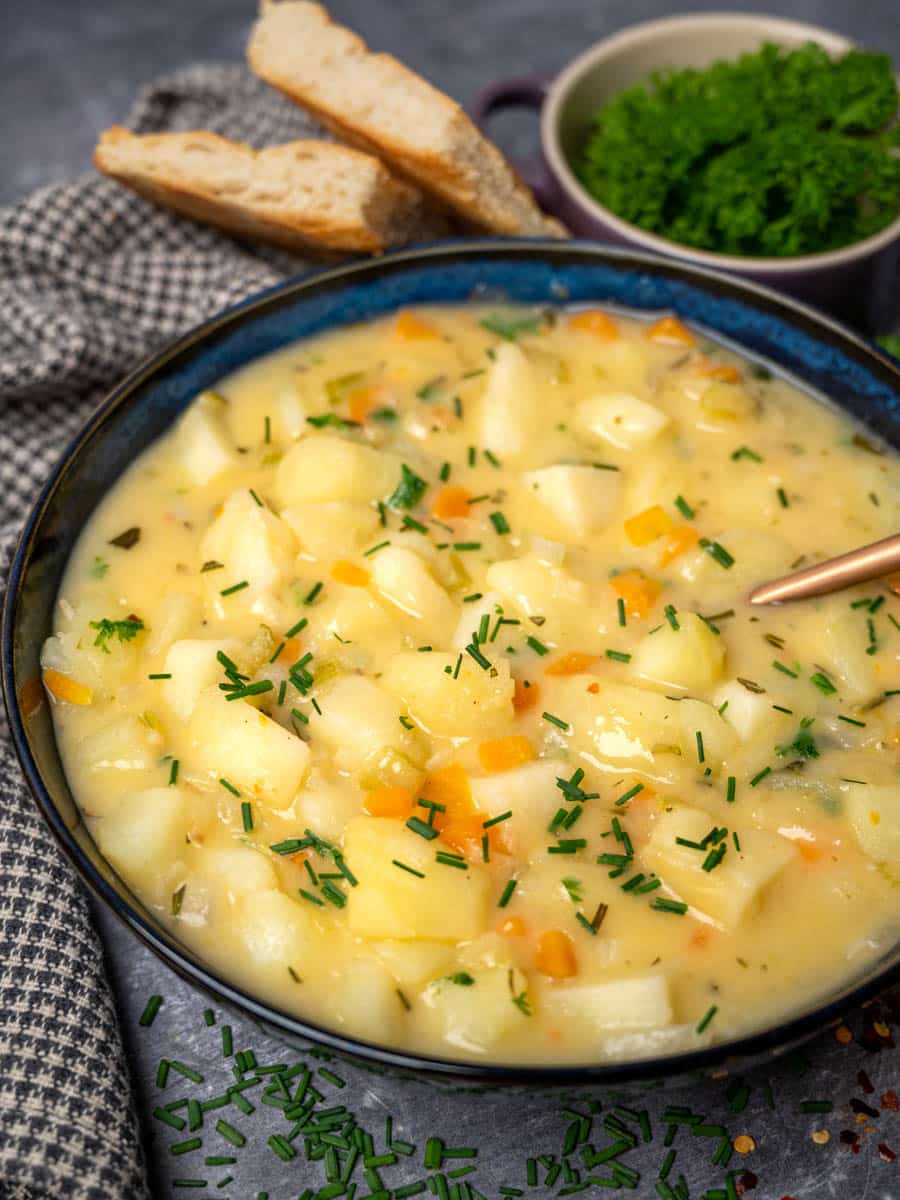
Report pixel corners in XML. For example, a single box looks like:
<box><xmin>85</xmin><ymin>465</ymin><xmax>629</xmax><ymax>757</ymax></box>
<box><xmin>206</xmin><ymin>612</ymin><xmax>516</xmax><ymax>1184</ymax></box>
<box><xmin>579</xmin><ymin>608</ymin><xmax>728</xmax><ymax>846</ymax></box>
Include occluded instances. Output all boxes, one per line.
<box><xmin>470</xmin><ymin>13</ymin><xmax>900</xmax><ymax>333</ymax></box>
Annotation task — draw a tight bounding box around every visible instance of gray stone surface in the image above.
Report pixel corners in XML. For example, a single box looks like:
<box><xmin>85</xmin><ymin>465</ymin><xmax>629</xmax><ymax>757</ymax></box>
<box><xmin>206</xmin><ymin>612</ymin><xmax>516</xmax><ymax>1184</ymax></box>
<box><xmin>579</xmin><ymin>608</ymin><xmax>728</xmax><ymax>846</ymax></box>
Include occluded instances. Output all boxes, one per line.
<box><xmin>7</xmin><ymin>1</ymin><xmax>900</xmax><ymax>1196</ymax></box>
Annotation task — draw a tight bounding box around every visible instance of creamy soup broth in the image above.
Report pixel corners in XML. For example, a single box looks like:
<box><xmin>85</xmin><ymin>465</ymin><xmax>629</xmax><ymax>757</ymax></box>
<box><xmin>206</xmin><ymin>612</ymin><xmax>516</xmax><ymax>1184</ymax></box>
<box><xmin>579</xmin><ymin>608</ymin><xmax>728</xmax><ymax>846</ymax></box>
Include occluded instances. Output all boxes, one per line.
<box><xmin>41</xmin><ymin>305</ymin><xmax>900</xmax><ymax>1063</ymax></box>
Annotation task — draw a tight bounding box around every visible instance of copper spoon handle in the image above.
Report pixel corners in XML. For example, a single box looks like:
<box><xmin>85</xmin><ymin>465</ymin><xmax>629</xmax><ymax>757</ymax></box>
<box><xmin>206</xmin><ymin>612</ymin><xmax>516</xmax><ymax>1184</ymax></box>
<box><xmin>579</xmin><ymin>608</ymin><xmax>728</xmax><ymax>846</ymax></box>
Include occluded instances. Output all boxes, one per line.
<box><xmin>748</xmin><ymin>532</ymin><xmax>900</xmax><ymax>606</ymax></box>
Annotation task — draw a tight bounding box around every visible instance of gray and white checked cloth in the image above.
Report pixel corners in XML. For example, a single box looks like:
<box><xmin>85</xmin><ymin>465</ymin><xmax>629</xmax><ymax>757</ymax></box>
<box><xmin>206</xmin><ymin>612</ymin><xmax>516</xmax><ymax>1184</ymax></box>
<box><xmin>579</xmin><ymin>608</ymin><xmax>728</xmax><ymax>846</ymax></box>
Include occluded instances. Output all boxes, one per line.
<box><xmin>0</xmin><ymin>64</ymin><xmax>328</xmax><ymax>1200</ymax></box>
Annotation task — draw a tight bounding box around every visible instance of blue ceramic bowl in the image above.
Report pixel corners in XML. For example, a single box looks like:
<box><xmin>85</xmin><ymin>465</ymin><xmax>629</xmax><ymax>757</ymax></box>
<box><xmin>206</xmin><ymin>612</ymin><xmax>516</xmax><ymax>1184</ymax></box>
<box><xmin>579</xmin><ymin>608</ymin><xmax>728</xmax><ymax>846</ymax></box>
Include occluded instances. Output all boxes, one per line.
<box><xmin>4</xmin><ymin>240</ymin><xmax>900</xmax><ymax>1091</ymax></box>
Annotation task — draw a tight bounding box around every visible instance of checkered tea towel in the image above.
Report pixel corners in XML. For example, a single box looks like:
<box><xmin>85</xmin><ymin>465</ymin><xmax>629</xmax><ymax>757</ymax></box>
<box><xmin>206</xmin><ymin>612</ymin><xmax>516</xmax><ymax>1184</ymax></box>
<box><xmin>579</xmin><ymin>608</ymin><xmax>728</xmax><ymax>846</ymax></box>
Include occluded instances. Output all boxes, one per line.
<box><xmin>0</xmin><ymin>64</ymin><xmax>326</xmax><ymax>1200</ymax></box>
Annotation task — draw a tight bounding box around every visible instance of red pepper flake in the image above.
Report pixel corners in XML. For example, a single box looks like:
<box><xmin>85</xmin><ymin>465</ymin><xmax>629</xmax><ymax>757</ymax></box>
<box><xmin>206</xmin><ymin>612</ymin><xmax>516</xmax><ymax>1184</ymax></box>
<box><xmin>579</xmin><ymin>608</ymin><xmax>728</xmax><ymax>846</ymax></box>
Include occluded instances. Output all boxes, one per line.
<box><xmin>879</xmin><ymin>1142</ymin><xmax>897</xmax><ymax>1163</ymax></box>
<box><xmin>858</xmin><ymin>1069</ymin><xmax>875</xmax><ymax>1094</ymax></box>
<box><xmin>840</xmin><ymin>1129</ymin><xmax>860</xmax><ymax>1148</ymax></box>
<box><xmin>735</xmin><ymin>1171</ymin><xmax>758</xmax><ymax>1195</ymax></box>
<box><xmin>851</xmin><ymin>1098</ymin><xmax>880</xmax><ymax>1119</ymax></box>
<box><xmin>881</xmin><ymin>1090</ymin><xmax>900</xmax><ymax>1112</ymax></box>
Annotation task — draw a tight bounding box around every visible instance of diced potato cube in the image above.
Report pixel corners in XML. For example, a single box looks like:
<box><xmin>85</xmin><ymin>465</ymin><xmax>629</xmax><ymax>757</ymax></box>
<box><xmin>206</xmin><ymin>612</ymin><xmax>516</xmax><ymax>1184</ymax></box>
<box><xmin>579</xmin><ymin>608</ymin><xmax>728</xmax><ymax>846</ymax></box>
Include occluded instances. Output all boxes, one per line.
<box><xmin>675</xmin><ymin>698</ymin><xmax>738</xmax><ymax>769</ymax></box>
<box><xmin>75</xmin><ymin>715</ymin><xmax>163</xmax><ymax>810</ymax></box>
<box><xmin>187</xmin><ymin>687</ymin><xmax>310</xmax><ymax>809</ymax></box>
<box><xmin>282</xmin><ymin>501</ymin><xmax>380</xmax><ymax>562</ymax></box>
<box><xmin>145</xmin><ymin>592</ymin><xmax>203</xmax><ymax>657</ymax></box>
<box><xmin>542</xmin><ymin>975</ymin><xmax>673</xmax><ymax>1034</ymax></box>
<box><xmin>575</xmin><ymin>392</ymin><xmax>669</xmax><ymax>451</ymax></box>
<box><xmin>311</xmin><ymin>588</ymin><xmax>397</xmax><ymax>653</ymax></box>
<box><xmin>469</xmin><ymin>761</ymin><xmax>561</xmax><ymax>850</ymax></box>
<box><xmin>631</xmin><ymin>612</ymin><xmax>725</xmax><ymax>694</ymax></box>
<box><xmin>200</xmin><ymin>491</ymin><xmax>297</xmax><ymax>622</ymax></box>
<box><xmin>297</xmin><ymin>779</ymin><xmax>366</xmax><ymax>839</ymax></box>
<box><xmin>381</xmin><ymin>650</ymin><xmax>514</xmax><ymax>738</ymax></box>
<box><xmin>818</xmin><ymin>610</ymin><xmax>880</xmax><ymax>702</ymax></box>
<box><xmin>96</xmin><ymin>786</ymin><xmax>188</xmax><ymax>882</ymax></box>
<box><xmin>845</xmin><ymin>785</ymin><xmax>900</xmax><ymax>865</ymax></box>
<box><xmin>226</xmin><ymin>380</ymin><xmax>307</xmax><ymax>446</ymax></box>
<box><xmin>522</xmin><ymin>465</ymin><xmax>621</xmax><ymax>539</ymax></box>
<box><xmin>372</xmin><ymin>940</ymin><xmax>454</xmax><ymax>987</ymax></box>
<box><xmin>712</xmin><ymin>679</ymin><xmax>792</xmax><ymax>744</ymax></box>
<box><xmin>176</xmin><ymin>393</ymin><xmax>237</xmax><ymax>484</ymax></box>
<box><xmin>451</xmin><ymin>591</ymin><xmax>504</xmax><ymax>651</ymax></box>
<box><xmin>330</xmin><ymin>957</ymin><xmax>404</xmax><ymax>1043</ymax></box>
<box><xmin>274</xmin><ymin>434</ymin><xmax>397</xmax><ymax>506</ymax></box>
<box><xmin>235</xmin><ymin>888</ymin><xmax>314</xmax><ymax>973</ymax></box>
<box><xmin>194</xmin><ymin>845</ymin><xmax>279</xmax><ymax>901</ymax></box>
<box><xmin>422</xmin><ymin>965</ymin><xmax>530</xmax><ymax>1053</ymax></box>
<box><xmin>486</xmin><ymin>556</ymin><xmax>587</xmax><ymax>644</ymax></box>
<box><xmin>370</xmin><ymin>547</ymin><xmax>456</xmax><ymax>642</ymax></box>
<box><xmin>162</xmin><ymin>637</ymin><xmax>244</xmax><ymax>721</ymax></box>
<box><xmin>599</xmin><ymin>1023</ymin><xmax>713</xmax><ymax>1063</ymax></box>
<box><xmin>343</xmin><ymin>817</ymin><xmax>489</xmax><ymax>940</ymax></box>
<box><xmin>479</xmin><ymin>342</ymin><xmax>540</xmax><ymax>458</ymax></box>
<box><xmin>645</xmin><ymin>806</ymin><xmax>796</xmax><ymax>926</ymax></box>
<box><xmin>541</xmin><ymin>679</ymin><xmax>679</xmax><ymax>769</ymax></box>
<box><xmin>314</xmin><ymin>675</ymin><xmax>420</xmax><ymax>770</ymax></box>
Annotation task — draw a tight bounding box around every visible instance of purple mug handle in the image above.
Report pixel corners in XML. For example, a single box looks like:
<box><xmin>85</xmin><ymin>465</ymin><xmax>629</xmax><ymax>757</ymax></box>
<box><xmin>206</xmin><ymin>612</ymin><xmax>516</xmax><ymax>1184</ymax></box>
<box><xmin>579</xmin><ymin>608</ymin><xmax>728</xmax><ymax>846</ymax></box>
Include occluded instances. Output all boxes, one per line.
<box><xmin>469</xmin><ymin>75</ymin><xmax>557</xmax><ymax>210</ymax></box>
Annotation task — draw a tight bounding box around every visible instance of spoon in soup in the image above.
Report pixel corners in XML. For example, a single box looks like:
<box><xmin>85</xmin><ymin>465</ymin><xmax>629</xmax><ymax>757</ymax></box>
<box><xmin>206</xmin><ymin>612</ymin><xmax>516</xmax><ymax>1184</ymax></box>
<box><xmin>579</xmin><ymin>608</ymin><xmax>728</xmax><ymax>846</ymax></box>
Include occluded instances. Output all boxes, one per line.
<box><xmin>749</xmin><ymin>531</ymin><xmax>900</xmax><ymax>606</ymax></box>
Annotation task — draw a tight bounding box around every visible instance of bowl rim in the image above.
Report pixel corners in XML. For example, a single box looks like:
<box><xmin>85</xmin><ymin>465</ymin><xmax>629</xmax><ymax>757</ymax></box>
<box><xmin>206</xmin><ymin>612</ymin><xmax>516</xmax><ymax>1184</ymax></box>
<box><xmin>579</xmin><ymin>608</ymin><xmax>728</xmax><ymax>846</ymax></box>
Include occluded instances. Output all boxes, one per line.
<box><xmin>5</xmin><ymin>237</ymin><xmax>900</xmax><ymax>1086</ymax></box>
<box><xmin>540</xmin><ymin>10</ymin><xmax>900</xmax><ymax>272</ymax></box>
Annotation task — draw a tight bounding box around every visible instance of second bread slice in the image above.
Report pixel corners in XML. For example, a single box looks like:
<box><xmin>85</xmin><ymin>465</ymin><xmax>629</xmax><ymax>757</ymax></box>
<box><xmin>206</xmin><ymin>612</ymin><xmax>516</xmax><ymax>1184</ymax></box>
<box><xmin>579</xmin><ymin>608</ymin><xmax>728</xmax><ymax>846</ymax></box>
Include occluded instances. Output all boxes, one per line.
<box><xmin>94</xmin><ymin>127</ymin><xmax>448</xmax><ymax>254</ymax></box>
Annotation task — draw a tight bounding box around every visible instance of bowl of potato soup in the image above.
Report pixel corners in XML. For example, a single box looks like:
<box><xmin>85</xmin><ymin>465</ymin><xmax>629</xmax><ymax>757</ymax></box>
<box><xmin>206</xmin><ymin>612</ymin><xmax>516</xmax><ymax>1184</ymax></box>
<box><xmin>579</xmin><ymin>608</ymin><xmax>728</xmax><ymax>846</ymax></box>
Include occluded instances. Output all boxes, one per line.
<box><xmin>5</xmin><ymin>241</ymin><xmax>900</xmax><ymax>1088</ymax></box>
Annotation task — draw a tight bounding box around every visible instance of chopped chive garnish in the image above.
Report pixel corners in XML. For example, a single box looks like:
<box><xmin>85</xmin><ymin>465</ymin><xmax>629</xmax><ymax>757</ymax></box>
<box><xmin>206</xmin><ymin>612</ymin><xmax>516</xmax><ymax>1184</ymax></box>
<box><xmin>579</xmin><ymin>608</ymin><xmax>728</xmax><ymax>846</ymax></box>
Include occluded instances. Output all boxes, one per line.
<box><xmin>490</xmin><ymin>511</ymin><xmax>510</xmax><ymax>534</ymax></box>
<box><xmin>605</xmin><ymin>649</ymin><xmax>632</xmax><ymax>663</ymax></box>
<box><xmin>483</xmin><ymin>811</ymin><xmax>512</xmax><ymax>829</ymax></box>
<box><xmin>219</xmin><ymin>778</ymin><xmax>240</xmax><ymax>797</ymax></box>
<box><xmin>615</xmin><ymin>783</ymin><xmax>643</xmax><ymax>806</ymax></box>
<box><xmin>750</xmin><ymin>766</ymin><xmax>772</xmax><ymax>787</ymax></box>
<box><xmin>139</xmin><ymin>995</ymin><xmax>163</xmax><ymax>1027</ymax></box>
<box><xmin>453</xmin><ymin>541</ymin><xmax>482</xmax><ymax>551</ymax></box>
<box><xmin>800</xmin><ymin>1100</ymin><xmax>834</xmax><ymax>1114</ymax></box>
<box><xmin>731</xmin><ymin>446</ymin><xmax>763</xmax><ymax>462</ymax></box>
<box><xmin>220</xmin><ymin>580</ymin><xmax>249</xmax><ymax>596</ymax></box>
<box><xmin>699</xmin><ymin>538</ymin><xmax>735</xmax><ymax>568</ymax></box>
<box><xmin>284</xmin><ymin>617</ymin><xmax>308</xmax><ymax>638</ymax></box>
<box><xmin>652</xmin><ymin>897</ymin><xmax>688</xmax><ymax>915</ymax></box>
<box><xmin>542</xmin><ymin>711</ymin><xmax>570</xmax><ymax>731</ymax></box>
<box><xmin>498</xmin><ymin>879</ymin><xmax>517</xmax><ymax>907</ymax></box>
<box><xmin>241</xmin><ymin>801</ymin><xmax>253</xmax><ymax>832</ymax></box>
<box><xmin>465</xmin><ymin>643</ymin><xmax>491</xmax><ymax>670</ymax></box>
<box><xmin>148</xmin><ymin>672</ymin><xmax>172</xmax><ymax>680</ymax></box>
<box><xmin>810</xmin><ymin>671</ymin><xmax>837</xmax><ymax>695</ymax></box>
<box><xmin>696</xmin><ymin>1005</ymin><xmax>718</xmax><ymax>1034</ymax></box>
<box><xmin>772</xmin><ymin>660</ymin><xmax>798</xmax><ymax>677</ymax></box>
<box><xmin>575</xmin><ymin>912</ymin><xmax>597</xmax><ymax>936</ymax></box>
<box><xmin>168</xmin><ymin>759</ymin><xmax>179</xmax><ymax>786</ymax></box>
<box><xmin>406</xmin><ymin>816</ymin><xmax>439</xmax><ymax>841</ymax></box>
<box><xmin>484</xmin><ymin>449</ymin><xmax>501</xmax><ymax>467</ymax></box>
<box><xmin>249</xmin><ymin>488</ymin><xmax>263</xmax><ymax>507</ymax></box>
<box><xmin>392</xmin><ymin>860</ymin><xmax>425</xmax><ymax>879</ymax></box>
<box><xmin>695</xmin><ymin>730</ymin><xmax>705</xmax><ymax>763</ymax></box>
<box><xmin>674</xmin><ymin>495</ymin><xmax>695</xmax><ymax>519</ymax></box>
<box><xmin>526</xmin><ymin>636</ymin><xmax>549</xmax><ymax>656</ymax></box>
<box><xmin>838</xmin><ymin>714</ymin><xmax>866</xmax><ymax>727</ymax></box>
<box><xmin>224</xmin><ymin>679</ymin><xmax>274</xmax><ymax>701</ymax></box>
<box><xmin>777</xmin><ymin>487</ymin><xmax>789</xmax><ymax>508</ymax></box>
<box><xmin>304</xmin><ymin>581</ymin><xmax>324</xmax><ymax>605</ymax></box>
<box><xmin>364</xmin><ymin>539</ymin><xmax>391</xmax><ymax>557</ymax></box>
<box><xmin>664</xmin><ymin>604</ymin><xmax>679</xmax><ymax>630</ymax></box>
<box><xmin>726</xmin><ymin>776</ymin><xmax>736</xmax><ymax>803</ymax></box>
<box><xmin>617</xmin><ymin>597</ymin><xmax>626</xmax><ymax>627</ymax></box>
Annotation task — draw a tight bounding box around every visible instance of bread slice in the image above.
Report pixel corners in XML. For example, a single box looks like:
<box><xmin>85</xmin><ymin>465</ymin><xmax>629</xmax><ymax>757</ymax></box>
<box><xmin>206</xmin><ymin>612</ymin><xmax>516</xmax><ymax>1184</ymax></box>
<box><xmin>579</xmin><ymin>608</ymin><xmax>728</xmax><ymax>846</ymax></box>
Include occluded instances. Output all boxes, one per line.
<box><xmin>94</xmin><ymin>127</ymin><xmax>448</xmax><ymax>254</ymax></box>
<box><xmin>247</xmin><ymin>2</ymin><xmax>567</xmax><ymax>238</ymax></box>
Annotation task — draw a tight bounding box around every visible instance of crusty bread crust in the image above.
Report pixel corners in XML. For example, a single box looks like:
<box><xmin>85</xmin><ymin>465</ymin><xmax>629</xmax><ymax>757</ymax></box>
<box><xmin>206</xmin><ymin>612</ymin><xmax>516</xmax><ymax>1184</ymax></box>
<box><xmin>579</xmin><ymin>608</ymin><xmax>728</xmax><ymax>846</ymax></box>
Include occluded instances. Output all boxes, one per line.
<box><xmin>247</xmin><ymin>2</ymin><xmax>567</xmax><ymax>238</ymax></box>
<box><xmin>94</xmin><ymin>126</ymin><xmax>448</xmax><ymax>254</ymax></box>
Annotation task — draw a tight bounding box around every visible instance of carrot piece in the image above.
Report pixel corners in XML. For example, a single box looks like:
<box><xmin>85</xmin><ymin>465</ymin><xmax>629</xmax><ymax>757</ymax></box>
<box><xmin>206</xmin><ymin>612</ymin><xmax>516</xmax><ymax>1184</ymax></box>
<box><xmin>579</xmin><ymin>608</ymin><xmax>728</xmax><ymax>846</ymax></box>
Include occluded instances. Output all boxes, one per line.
<box><xmin>513</xmin><ymin>679</ymin><xmax>540</xmax><ymax>713</ymax></box>
<box><xmin>797</xmin><ymin>840</ymin><xmax>825</xmax><ymax>862</ymax></box>
<box><xmin>478</xmin><ymin>735</ymin><xmax>536</xmax><ymax>773</ymax></box>
<box><xmin>624</xmin><ymin>504</ymin><xmax>674</xmax><ymax>546</ymax></box>
<box><xmin>690</xmin><ymin>926</ymin><xmax>713</xmax><ymax>949</ymax></box>
<box><xmin>43</xmin><ymin>669</ymin><xmax>93</xmax><ymax>706</ymax></box>
<box><xmin>586</xmin><ymin>682</ymin><xmax>600</xmax><ymax>694</ymax></box>
<box><xmin>658</xmin><ymin>525</ymin><xmax>700</xmax><ymax>567</ymax></box>
<box><xmin>647</xmin><ymin>315</ymin><xmax>695</xmax><ymax>345</ymax></box>
<box><xmin>394</xmin><ymin>310</ymin><xmax>437</xmax><ymax>340</ymax></box>
<box><xmin>609</xmin><ymin>569</ymin><xmax>661</xmax><ymax>619</ymax></box>
<box><xmin>498</xmin><ymin>915</ymin><xmax>528</xmax><ymax>937</ymax></box>
<box><xmin>431</xmin><ymin>486</ymin><xmax>471</xmax><ymax>521</ymax></box>
<box><xmin>544</xmin><ymin>652</ymin><xmax>597</xmax><ymax>677</ymax></box>
<box><xmin>535</xmin><ymin>929</ymin><xmax>578</xmax><ymax>979</ymax></box>
<box><xmin>364</xmin><ymin>786</ymin><xmax>415</xmax><ymax>818</ymax></box>
<box><xmin>421</xmin><ymin>764</ymin><xmax>473</xmax><ymax>820</ymax></box>
<box><xmin>19</xmin><ymin>675</ymin><xmax>44</xmax><ymax>719</ymax></box>
<box><xmin>569</xmin><ymin>310</ymin><xmax>619</xmax><ymax>339</ymax></box>
<box><xmin>330</xmin><ymin>561</ymin><xmax>371</xmax><ymax>587</ymax></box>
<box><xmin>698</xmin><ymin>362</ymin><xmax>741</xmax><ymax>383</ymax></box>
<box><xmin>275</xmin><ymin>637</ymin><xmax>302</xmax><ymax>664</ymax></box>
<box><xmin>347</xmin><ymin>386</ymin><xmax>377</xmax><ymax>424</ymax></box>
